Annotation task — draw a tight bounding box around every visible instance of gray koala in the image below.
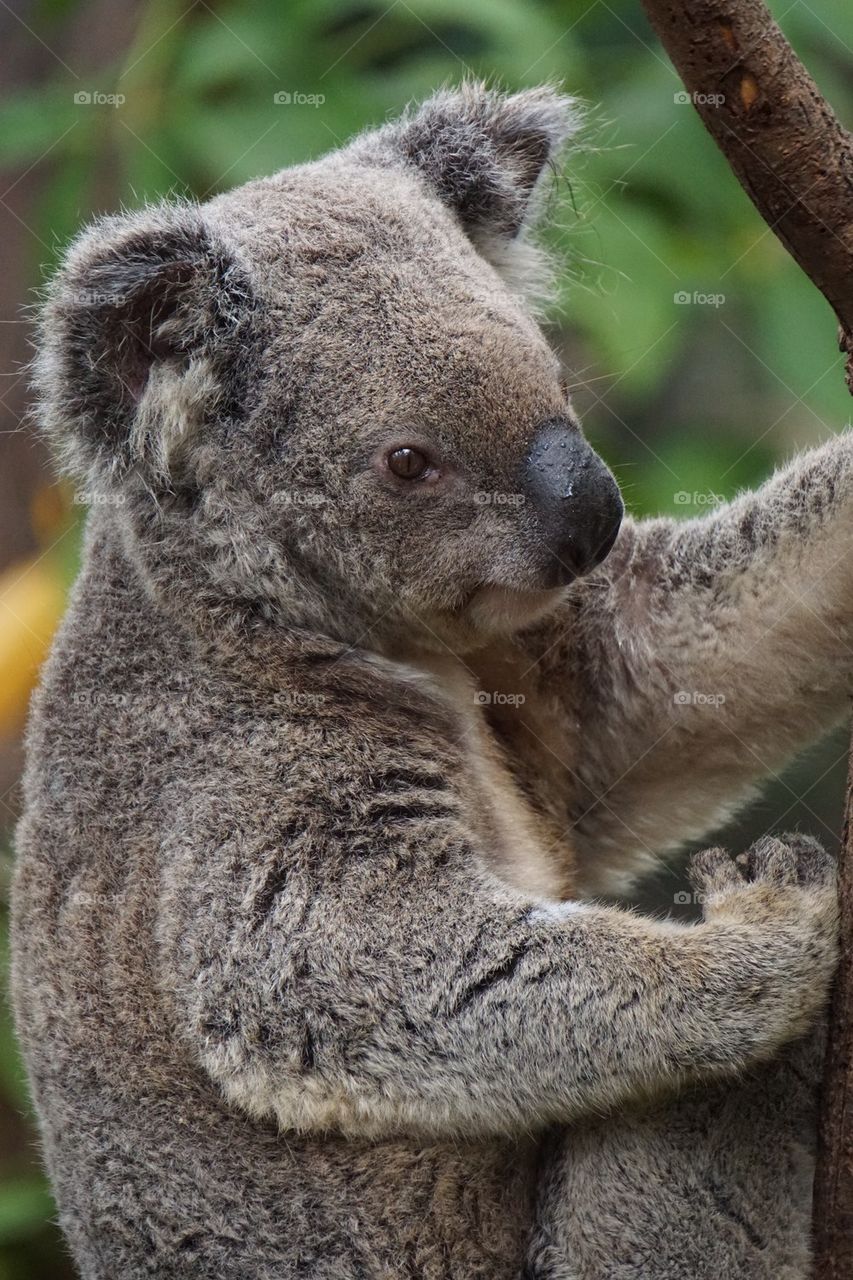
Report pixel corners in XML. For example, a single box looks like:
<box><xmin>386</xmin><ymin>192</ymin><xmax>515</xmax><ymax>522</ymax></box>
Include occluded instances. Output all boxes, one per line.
<box><xmin>11</xmin><ymin>83</ymin><xmax>848</xmax><ymax>1279</ymax></box>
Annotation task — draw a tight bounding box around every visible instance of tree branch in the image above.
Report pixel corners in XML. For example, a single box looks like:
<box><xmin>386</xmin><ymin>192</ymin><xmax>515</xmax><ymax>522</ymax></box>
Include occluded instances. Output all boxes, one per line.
<box><xmin>641</xmin><ymin>0</ymin><xmax>853</xmax><ymax>389</ymax></box>
<box><xmin>816</xmin><ymin>748</ymin><xmax>853</xmax><ymax>1278</ymax></box>
<box><xmin>639</xmin><ymin>1</ymin><xmax>853</xmax><ymax>1274</ymax></box>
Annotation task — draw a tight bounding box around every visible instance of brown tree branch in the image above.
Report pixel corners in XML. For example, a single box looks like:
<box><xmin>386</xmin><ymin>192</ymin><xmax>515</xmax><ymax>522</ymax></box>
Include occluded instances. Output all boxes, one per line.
<box><xmin>641</xmin><ymin>0</ymin><xmax>853</xmax><ymax>389</ymax></box>
<box><xmin>820</xmin><ymin>750</ymin><xmax>853</xmax><ymax>1278</ymax></box>
<box><xmin>639</xmin><ymin>1</ymin><xmax>853</xmax><ymax>1275</ymax></box>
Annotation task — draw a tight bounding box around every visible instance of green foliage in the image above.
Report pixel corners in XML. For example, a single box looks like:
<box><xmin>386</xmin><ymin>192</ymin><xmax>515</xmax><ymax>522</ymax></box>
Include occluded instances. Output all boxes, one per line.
<box><xmin>1</xmin><ymin>1</ymin><xmax>852</xmax><ymax>1273</ymax></box>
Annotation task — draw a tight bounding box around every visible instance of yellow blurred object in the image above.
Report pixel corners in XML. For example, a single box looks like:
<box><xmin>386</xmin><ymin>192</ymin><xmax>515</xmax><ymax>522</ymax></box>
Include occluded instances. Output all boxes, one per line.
<box><xmin>0</xmin><ymin>556</ymin><xmax>67</xmax><ymax>734</ymax></box>
<box><xmin>30</xmin><ymin>483</ymin><xmax>71</xmax><ymax>547</ymax></box>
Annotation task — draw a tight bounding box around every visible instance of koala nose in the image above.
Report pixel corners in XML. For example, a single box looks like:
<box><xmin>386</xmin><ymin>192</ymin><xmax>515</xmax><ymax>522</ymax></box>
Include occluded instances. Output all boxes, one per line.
<box><xmin>523</xmin><ymin>421</ymin><xmax>623</xmax><ymax>585</ymax></box>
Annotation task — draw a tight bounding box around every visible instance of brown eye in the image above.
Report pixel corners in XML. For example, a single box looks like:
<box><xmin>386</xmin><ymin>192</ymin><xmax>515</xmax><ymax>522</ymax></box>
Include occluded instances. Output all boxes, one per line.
<box><xmin>387</xmin><ymin>446</ymin><xmax>431</xmax><ymax>480</ymax></box>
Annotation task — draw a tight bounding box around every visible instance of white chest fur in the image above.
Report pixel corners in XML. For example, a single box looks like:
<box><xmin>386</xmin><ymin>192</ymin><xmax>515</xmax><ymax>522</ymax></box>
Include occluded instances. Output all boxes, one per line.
<box><xmin>390</xmin><ymin>650</ymin><xmax>568</xmax><ymax>899</ymax></box>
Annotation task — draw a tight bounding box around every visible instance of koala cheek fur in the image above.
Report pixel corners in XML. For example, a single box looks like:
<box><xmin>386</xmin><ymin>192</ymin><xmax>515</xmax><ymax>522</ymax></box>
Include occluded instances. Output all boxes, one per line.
<box><xmin>11</xmin><ymin>82</ymin><xmax>849</xmax><ymax>1279</ymax></box>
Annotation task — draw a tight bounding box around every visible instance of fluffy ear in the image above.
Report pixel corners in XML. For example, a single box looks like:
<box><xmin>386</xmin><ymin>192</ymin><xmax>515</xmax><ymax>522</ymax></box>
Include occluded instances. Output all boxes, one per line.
<box><xmin>352</xmin><ymin>82</ymin><xmax>580</xmax><ymax>295</ymax></box>
<box><xmin>34</xmin><ymin>204</ymin><xmax>252</xmax><ymax>488</ymax></box>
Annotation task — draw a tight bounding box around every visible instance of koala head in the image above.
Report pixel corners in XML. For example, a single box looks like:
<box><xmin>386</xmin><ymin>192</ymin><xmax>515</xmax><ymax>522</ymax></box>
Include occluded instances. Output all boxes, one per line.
<box><xmin>36</xmin><ymin>83</ymin><xmax>623</xmax><ymax>655</ymax></box>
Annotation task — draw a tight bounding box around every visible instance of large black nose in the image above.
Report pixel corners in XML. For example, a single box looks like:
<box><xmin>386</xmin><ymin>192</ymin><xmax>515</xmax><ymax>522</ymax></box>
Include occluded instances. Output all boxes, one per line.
<box><xmin>522</xmin><ymin>421</ymin><xmax>623</xmax><ymax>585</ymax></box>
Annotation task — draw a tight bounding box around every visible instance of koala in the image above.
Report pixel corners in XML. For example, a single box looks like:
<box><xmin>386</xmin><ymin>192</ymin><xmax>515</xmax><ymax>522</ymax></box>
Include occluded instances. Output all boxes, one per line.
<box><xmin>10</xmin><ymin>83</ymin><xmax>848</xmax><ymax>1280</ymax></box>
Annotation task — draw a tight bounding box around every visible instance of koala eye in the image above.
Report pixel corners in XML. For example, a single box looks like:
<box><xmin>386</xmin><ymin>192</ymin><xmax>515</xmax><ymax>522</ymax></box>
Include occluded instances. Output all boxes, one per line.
<box><xmin>386</xmin><ymin>446</ymin><xmax>432</xmax><ymax>480</ymax></box>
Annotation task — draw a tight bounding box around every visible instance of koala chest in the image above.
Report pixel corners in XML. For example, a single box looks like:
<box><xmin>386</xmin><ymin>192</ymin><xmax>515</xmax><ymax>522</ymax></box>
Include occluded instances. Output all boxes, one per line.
<box><xmin>396</xmin><ymin>651</ymin><xmax>578</xmax><ymax>900</ymax></box>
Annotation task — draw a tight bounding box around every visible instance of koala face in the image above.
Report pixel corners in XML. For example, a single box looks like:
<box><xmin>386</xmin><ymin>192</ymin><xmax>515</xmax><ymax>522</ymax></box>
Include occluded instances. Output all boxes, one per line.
<box><xmin>37</xmin><ymin>84</ymin><xmax>623</xmax><ymax>654</ymax></box>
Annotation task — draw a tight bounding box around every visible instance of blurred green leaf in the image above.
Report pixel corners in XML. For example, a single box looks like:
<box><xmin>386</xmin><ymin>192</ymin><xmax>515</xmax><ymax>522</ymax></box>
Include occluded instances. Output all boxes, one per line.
<box><xmin>0</xmin><ymin>1182</ymin><xmax>54</xmax><ymax>1245</ymax></box>
<box><xmin>0</xmin><ymin>88</ymin><xmax>79</xmax><ymax>167</ymax></box>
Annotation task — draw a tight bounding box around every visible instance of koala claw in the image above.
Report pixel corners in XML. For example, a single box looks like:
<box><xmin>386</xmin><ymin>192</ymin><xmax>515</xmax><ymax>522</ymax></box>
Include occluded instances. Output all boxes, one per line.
<box><xmin>688</xmin><ymin>846</ymin><xmax>743</xmax><ymax>898</ymax></box>
<box><xmin>690</xmin><ymin>834</ymin><xmax>836</xmax><ymax>902</ymax></box>
<box><xmin>744</xmin><ymin>832</ymin><xmax>836</xmax><ymax>888</ymax></box>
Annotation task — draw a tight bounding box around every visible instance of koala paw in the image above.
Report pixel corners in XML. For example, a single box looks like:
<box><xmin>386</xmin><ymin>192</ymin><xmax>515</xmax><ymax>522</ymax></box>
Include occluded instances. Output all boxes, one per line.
<box><xmin>689</xmin><ymin>834</ymin><xmax>839</xmax><ymax>1050</ymax></box>
<box><xmin>690</xmin><ymin>833</ymin><xmax>836</xmax><ymax>903</ymax></box>
<box><xmin>738</xmin><ymin>832</ymin><xmax>836</xmax><ymax>888</ymax></box>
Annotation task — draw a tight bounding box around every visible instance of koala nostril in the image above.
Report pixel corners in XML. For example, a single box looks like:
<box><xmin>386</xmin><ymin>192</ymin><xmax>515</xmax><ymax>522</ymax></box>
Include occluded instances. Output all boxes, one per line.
<box><xmin>549</xmin><ymin>495</ymin><xmax>623</xmax><ymax>584</ymax></box>
<box><xmin>523</xmin><ymin>421</ymin><xmax>623</xmax><ymax>585</ymax></box>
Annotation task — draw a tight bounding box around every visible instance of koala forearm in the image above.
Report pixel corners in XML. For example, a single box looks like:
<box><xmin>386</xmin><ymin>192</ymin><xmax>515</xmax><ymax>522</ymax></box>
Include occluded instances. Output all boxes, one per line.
<box><xmin>536</xmin><ymin>434</ymin><xmax>853</xmax><ymax>882</ymax></box>
<box><xmin>168</xmin><ymin>852</ymin><xmax>832</xmax><ymax>1139</ymax></box>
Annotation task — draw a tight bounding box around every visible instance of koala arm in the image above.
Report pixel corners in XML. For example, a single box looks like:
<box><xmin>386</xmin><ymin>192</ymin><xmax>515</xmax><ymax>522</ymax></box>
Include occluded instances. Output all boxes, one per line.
<box><xmin>527</xmin><ymin>433</ymin><xmax>853</xmax><ymax>889</ymax></box>
<box><xmin>158</xmin><ymin>774</ymin><xmax>836</xmax><ymax>1139</ymax></box>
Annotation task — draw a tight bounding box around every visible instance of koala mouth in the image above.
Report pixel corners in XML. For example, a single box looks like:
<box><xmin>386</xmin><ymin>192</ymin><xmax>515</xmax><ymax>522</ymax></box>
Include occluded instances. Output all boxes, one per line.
<box><xmin>464</xmin><ymin>583</ymin><xmax>567</xmax><ymax>635</ymax></box>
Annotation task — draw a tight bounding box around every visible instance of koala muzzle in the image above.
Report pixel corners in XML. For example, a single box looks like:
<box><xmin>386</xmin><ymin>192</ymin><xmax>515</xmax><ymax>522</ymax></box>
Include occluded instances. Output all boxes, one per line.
<box><xmin>523</xmin><ymin>421</ymin><xmax>624</xmax><ymax>585</ymax></box>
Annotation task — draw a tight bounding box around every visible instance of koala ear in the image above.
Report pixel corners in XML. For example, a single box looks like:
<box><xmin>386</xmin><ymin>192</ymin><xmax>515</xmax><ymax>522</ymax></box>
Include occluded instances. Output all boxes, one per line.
<box><xmin>35</xmin><ymin>204</ymin><xmax>250</xmax><ymax>487</ymax></box>
<box><xmin>348</xmin><ymin>83</ymin><xmax>578</xmax><ymax>304</ymax></box>
<box><xmin>389</xmin><ymin>83</ymin><xmax>577</xmax><ymax>235</ymax></box>
<box><xmin>351</xmin><ymin>83</ymin><xmax>580</xmax><ymax>304</ymax></box>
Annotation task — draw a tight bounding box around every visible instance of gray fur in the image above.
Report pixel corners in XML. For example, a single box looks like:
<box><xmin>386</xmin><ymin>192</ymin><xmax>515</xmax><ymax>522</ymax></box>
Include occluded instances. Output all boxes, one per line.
<box><xmin>11</xmin><ymin>84</ymin><xmax>846</xmax><ymax>1278</ymax></box>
